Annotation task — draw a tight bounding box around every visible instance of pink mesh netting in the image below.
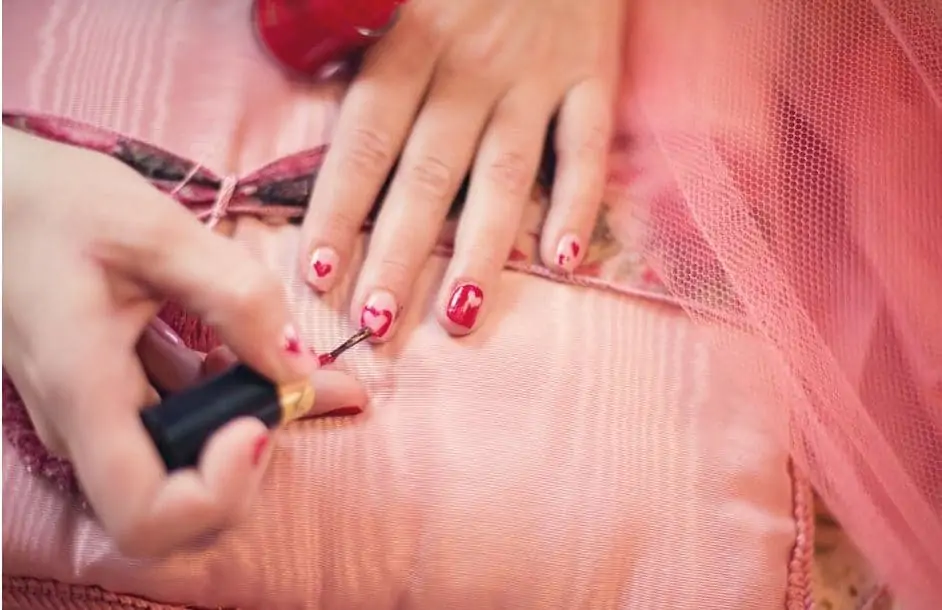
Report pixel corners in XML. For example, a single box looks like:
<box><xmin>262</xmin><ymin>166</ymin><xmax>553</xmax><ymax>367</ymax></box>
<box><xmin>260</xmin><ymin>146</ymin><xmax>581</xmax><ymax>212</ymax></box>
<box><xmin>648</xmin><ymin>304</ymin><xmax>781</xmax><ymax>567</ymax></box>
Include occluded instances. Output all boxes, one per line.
<box><xmin>607</xmin><ymin>1</ymin><xmax>941</xmax><ymax>608</ymax></box>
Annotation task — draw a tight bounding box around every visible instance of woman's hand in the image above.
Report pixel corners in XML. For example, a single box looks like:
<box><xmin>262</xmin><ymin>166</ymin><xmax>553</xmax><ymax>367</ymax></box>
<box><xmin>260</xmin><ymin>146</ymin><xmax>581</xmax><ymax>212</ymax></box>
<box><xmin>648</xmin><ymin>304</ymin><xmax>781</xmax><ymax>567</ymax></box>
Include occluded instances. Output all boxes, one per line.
<box><xmin>300</xmin><ymin>0</ymin><xmax>625</xmax><ymax>340</ymax></box>
<box><xmin>2</xmin><ymin>127</ymin><xmax>366</xmax><ymax>557</ymax></box>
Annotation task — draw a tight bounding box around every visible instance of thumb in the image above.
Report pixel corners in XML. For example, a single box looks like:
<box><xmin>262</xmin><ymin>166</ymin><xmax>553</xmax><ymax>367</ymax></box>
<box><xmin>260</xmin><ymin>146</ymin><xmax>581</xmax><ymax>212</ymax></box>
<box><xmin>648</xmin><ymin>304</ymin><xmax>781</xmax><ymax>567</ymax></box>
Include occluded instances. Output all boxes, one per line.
<box><xmin>102</xmin><ymin>187</ymin><xmax>316</xmax><ymax>385</ymax></box>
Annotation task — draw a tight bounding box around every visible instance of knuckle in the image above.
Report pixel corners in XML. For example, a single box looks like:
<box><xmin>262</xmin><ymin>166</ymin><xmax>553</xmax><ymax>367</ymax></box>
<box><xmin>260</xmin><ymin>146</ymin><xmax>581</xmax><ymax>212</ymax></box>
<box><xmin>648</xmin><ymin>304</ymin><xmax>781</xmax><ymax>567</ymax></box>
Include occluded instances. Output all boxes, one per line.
<box><xmin>373</xmin><ymin>256</ymin><xmax>414</xmax><ymax>289</ymax></box>
<box><xmin>340</xmin><ymin>126</ymin><xmax>395</xmax><ymax>175</ymax></box>
<box><xmin>486</xmin><ymin>150</ymin><xmax>533</xmax><ymax>198</ymax></box>
<box><xmin>111</xmin><ymin>515</ymin><xmax>162</xmax><ymax>558</ymax></box>
<box><xmin>574</xmin><ymin>120</ymin><xmax>611</xmax><ymax>159</ymax></box>
<box><xmin>451</xmin><ymin>36</ymin><xmax>503</xmax><ymax>72</ymax></box>
<box><xmin>405</xmin><ymin>154</ymin><xmax>455</xmax><ymax>200</ymax></box>
<box><xmin>318</xmin><ymin>206</ymin><xmax>364</xmax><ymax>239</ymax></box>
<box><xmin>476</xmin><ymin>246</ymin><xmax>507</xmax><ymax>273</ymax></box>
<box><xmin>96</xmin><ymin>210</ymin><xmax>172</xmax><ymax>272</ymax></box>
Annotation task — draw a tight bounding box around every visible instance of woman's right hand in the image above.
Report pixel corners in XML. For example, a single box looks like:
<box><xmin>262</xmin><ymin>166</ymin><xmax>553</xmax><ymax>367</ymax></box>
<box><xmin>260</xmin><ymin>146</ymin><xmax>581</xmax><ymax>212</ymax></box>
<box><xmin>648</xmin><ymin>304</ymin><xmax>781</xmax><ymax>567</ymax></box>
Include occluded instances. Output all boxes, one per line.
<box><xmin>1</xmin><ymin>127</ymin><xmax>367</xmax><ymax>557</ymax></box>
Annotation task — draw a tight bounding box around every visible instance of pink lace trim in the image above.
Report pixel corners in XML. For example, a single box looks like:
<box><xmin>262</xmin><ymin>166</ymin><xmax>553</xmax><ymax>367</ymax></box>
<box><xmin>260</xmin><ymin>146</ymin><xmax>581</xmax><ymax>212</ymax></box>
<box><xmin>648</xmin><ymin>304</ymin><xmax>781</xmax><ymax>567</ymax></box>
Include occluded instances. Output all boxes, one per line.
<box><xmin>787</xmin><ymin>463</ymin><xmax>816</xmax><ymax>610</ymax></box>
<box><xmin>1</xmin><ymin>576</ymin><xmax>207</xmax><ymax>610</ymax></box>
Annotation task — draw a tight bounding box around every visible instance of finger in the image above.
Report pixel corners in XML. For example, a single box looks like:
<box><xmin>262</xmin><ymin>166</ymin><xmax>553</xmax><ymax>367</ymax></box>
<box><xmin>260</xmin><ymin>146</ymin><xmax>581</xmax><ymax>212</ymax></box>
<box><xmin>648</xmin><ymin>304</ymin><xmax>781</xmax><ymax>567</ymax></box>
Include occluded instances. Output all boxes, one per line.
<box><xmin>199</xmin><ymin>342</ymin><xmax>366</xmax><ymax>415</ymax></box>
<box><xmin>62</xmin><ymin>343</ymin><xmax>272</xmax><ymax>557</ymax></box>
<box><xmin>305</xmin><ymin>369</ymin><xmax>370</xmax><ymax>417</ymax></box>
<box><xmin>199</xmin><ymin>416</ymin><xmax>274</xmax><ymax>526</ymax></box>
<box><xmin>100</xmin><ymin>188</ymin><xmax>317</xmax><ymax>386</ymax></box>
<box><xmin>299</xmin><ymin>22</ymin><xmax>437</xmax><ymax>293</ymax></box>
<box><xmin>137</xmin><ymin>319</ymin><xmax>205</xmax><ymax>393</ymax></box>
<box><xmin>437</xmin><ymin>88</ymin><xmax>554</xmax><ymax>335</ymax></box>
<box><xmin>540</xmin><ymin>78</ymin><xmax>613</xmax><ymax>273</ymax></box>
<box><xmin>202</xmin><ymin>346</ymin><xmax>239</xmax><ymax>377</ymax></box>
<box><xmin>351</xmin><ymin>78</ymin><xmax>495</xmax><ymax>342</ymax></box>
<box><xmin>74</xmin><ymin>414</ymin><xmax>273</xmax><ymax>556</ymax></box>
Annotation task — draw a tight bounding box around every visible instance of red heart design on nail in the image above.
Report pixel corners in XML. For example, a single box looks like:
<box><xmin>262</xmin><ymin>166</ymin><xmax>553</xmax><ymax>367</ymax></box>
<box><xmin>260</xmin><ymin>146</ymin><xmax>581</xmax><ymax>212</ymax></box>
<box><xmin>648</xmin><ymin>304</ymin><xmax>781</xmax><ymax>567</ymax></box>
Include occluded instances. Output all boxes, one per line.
<box><xmin>313</xmin><ymin>260</ymin><xmax>333</xmax><ymax>278</ymax></box>
<box><xmin>571</xmin><ymin>241</ymin><xmax>581</xmax><ymax>257</ymax></box>
<box><xmin>446</xmin><ymin>283</ymin><xmax>484</xmax><ymax>329</ymax></box>
<box><xmin>361</xmin><ymin>306</ymin><xmax>393</xmax><ymax>338</ymax></box>
<box><xmin>464</xmin><ymin>292</ymin><xmax>482</xmax><ymax>309</ymax></box>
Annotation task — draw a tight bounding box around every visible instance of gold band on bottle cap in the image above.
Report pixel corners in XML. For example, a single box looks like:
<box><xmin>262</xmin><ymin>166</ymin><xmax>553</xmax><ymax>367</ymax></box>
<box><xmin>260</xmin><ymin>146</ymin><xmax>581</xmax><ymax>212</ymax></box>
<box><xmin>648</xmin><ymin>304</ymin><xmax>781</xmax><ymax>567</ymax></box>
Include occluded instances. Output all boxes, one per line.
<box><xmin>277</xmin><ymin>380</ymin><xmax>316</xmax><ymax>426</ymax></box>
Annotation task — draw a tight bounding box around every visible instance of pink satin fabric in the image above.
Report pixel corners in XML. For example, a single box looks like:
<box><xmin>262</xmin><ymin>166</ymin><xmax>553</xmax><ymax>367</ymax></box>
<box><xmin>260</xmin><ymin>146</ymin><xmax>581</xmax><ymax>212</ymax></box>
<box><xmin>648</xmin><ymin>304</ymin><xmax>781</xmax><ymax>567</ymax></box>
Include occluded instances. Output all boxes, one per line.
<box><xmin>4</xmin><ymin>1</ymin><xmax>810</xmax><ymax>608</ymax></box>
<box><xmin>3</xmin><ymin>233</ymin><xmax>805</xmax><ymax>609</ymax></box>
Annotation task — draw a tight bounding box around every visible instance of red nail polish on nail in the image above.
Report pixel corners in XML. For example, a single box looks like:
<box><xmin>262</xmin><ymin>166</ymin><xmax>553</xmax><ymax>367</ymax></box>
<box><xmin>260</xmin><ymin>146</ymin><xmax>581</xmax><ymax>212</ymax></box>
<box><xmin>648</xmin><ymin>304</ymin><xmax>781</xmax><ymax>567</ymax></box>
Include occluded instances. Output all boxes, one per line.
<box><xmin>360</xmin><ymin>290</ymin><xmax>397</xmax><ymax>339</ymax></box>
<box><xmin>322</xmin><ymin>406</ymin><xmax>363</xmax><ymax>418</ymax></box>
<box><xmin>150</xmin><ymin>318</ymin><xmax>184</xmax><ymax>346</ymax></box>
<box><xmin>283</xmin><ymin>325</ymin><xmax>303</xmax><ymax>355</ymax></box>
<box><xmin>313</xmin><ymin>260</ymin><xmax>332</xmax><ymax>277</ymax></box>
<box><xmin>555</xmin><ymin>234</ymin><xmax>582</xmax><ymax>272</ymax></box>
<box><xmin>251</xmin><ymin>434</ymin><xmax>270</xmax><ymax>467</ymax></box>
<box><xmin>446</xmin><ymin>282</ymin><xmax>484</xmax><ymax>329</ymax></box>
<box><xmin>308</xmin><ymin>247</ymin><xmax>339</xmax><ymax>291</ymax></box>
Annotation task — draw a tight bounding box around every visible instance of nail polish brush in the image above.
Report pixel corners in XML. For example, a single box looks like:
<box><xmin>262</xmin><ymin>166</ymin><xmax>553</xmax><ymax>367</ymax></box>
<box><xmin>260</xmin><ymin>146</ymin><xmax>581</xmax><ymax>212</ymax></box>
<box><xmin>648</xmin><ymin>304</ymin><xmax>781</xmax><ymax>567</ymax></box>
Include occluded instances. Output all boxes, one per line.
<box><xmin>141</xmin><ymin>327</ymin><xmax>373</xmax><ymax>472</ymax></box>
<box><xmin>317</xmin><ymin>326</ymin><xmax>373</xmax><ymax>366</ymax></box>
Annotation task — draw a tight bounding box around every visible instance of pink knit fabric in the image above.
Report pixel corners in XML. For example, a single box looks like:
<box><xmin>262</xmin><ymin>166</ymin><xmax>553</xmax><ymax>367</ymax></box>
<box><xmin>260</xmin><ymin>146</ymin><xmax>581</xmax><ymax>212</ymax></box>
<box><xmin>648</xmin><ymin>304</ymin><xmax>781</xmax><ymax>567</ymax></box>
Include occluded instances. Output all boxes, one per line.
<box><xmin>5</xmin><ymin>0</ymin><xmax>940</xmax><ymax>608</ymax></box>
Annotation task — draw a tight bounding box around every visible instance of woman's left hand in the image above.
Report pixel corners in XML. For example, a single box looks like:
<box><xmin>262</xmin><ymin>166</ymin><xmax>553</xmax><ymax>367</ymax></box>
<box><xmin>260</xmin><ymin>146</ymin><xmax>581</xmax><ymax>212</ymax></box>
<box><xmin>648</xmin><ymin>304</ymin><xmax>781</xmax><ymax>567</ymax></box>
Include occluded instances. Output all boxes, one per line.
<box><xmin>299</xmin><ymin>0</ymin><xmax>625</xmax><ymax>341</ymax></box>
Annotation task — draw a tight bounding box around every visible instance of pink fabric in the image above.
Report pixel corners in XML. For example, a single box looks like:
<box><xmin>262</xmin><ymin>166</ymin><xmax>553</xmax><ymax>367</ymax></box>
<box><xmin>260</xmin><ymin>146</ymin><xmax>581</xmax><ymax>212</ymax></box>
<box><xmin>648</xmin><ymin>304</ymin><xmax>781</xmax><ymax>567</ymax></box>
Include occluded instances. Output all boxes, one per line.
<box><xmin>9</xmin><ymin>0</ymin><xmax>938</xmax><ymax>608</ymax></box>
<box><xmin>0</xmin><ymin>111</ymin><xmax>809</xmax><ymax>610</ymax></box>
<box><xmin>607</xmin><ymin>2</ymin><xmax>942</xmax><ymax>609</ymax></box>
<box><xmin>2</xmin><ymin>233</ymin><xmax>804</xmax><ymax>609</ymax></box>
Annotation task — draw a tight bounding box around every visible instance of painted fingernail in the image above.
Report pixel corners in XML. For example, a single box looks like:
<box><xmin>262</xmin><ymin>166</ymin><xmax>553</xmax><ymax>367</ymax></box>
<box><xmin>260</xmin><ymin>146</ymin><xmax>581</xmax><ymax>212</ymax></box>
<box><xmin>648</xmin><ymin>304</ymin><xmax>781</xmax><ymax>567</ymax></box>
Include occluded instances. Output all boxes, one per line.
<box><xmin>359</xmin><ymin>290</ymin><xmax>398</xmax><ymax>340</ymax></box>
<box><xmin>149</xmin><ymin>318</ymin><xmax>183</xmax><ymax>346</ymax></box>
<box><xmin>307</xmin><ymin>246</ymin><xmax>339</xmax><ymax>291</ymax></box>
<box><xmin>555</xmin><ymin>233</ymin><xmax>582</xmax><ymax>273</ymax></box>
<box><xmin>322</xmin><ymin>406</ymin><xmax>363</xmax><ymax>418</ymax></box>
<box><xmin>282</xmin><ymin>324</ymin><xmax>304</xmax><ymax>355</ymax></box>
<box><xmin>251</xmin><ymin>434</ymin><xmax>270</xmax><ymax>467</ymax></box>
<box><xmin>446</xmin><ymin>282</ymin><xmax>484</xmax><ymax>330</ymax></box>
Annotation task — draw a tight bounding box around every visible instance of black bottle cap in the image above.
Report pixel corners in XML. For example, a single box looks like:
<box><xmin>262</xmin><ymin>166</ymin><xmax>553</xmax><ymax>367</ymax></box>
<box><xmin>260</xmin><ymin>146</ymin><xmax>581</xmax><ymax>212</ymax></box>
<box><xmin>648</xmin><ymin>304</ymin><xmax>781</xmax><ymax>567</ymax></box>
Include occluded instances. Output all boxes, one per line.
<box><xmin>140</xmin><ymin>364</ymin><xmax>280</xmax><ymax>472</ymax></box>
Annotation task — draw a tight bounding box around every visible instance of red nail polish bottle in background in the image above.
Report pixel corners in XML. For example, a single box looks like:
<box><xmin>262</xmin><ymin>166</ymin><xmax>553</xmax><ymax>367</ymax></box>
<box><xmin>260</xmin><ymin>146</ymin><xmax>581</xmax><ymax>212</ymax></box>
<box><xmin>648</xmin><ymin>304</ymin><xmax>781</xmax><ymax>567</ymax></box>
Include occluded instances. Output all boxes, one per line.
<box><xmin>253</xmin><ymin>0</ymin><xmax>406</xmax><ymax>77</ymax></box>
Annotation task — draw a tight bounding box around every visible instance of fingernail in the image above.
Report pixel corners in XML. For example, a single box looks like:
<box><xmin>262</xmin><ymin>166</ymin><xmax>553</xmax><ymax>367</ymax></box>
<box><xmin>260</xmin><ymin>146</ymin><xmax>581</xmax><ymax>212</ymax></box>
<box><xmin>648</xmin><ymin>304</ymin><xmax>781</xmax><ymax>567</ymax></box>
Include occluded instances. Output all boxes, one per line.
<box><xmin>359</xmin><ymin>290</ymin><xmax>398</xmax><ymax>341</ymax></box>
<box><xmin>306</xmin><ymin>346</ymin><xmax>328</xmax><ymax>367</ymax></box>
<box><xmin>282</xmin><ymin>324</ymin><xmax>305</xmax><ymax>355</ymax></box>
<box><xmin>321</xmin><ymin>406</ymin><xmax>363</xmax><ymax>418</ymax></box>
<box><xmin>555</xmin><ymin>233</ymin><xmax>582</xmax><ymax>273</ymax></box>
<box><xmin>446</xmin><ymin>282</ymin><xmax>484</xmax><ymax>330</ymax></box>
<box><xmin>251</xmin><ymin>433</ymin><xmax>270</xmax><ymax>467</ymax></box>
<box><xmin>307</xmin><ymin>246</ymin><xmax>339</xmax><ymax>291</ymax></box>
<box><xmin>149</xmin><ymin>318</ymin><xmax>183</xmax><ymax>346</ymax></box>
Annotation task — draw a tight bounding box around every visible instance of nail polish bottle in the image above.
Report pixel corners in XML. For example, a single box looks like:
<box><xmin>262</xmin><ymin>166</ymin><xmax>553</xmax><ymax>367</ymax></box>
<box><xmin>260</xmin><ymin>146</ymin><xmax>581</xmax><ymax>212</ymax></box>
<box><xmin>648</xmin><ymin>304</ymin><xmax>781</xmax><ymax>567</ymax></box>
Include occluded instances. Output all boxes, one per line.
<box><xmin>141</xmin><ymin>328</ymin><xmax>372</xmax><ymax>472</ymax></box>
<box><xmin>141</xmin><ymin>365</ymin><xmax>315</xmax><ymax>472</ymax></box>
<box><xmin>253</xmin><ymin>0</ymin><xmax>407</xmax><ymax>77</ymax></box>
